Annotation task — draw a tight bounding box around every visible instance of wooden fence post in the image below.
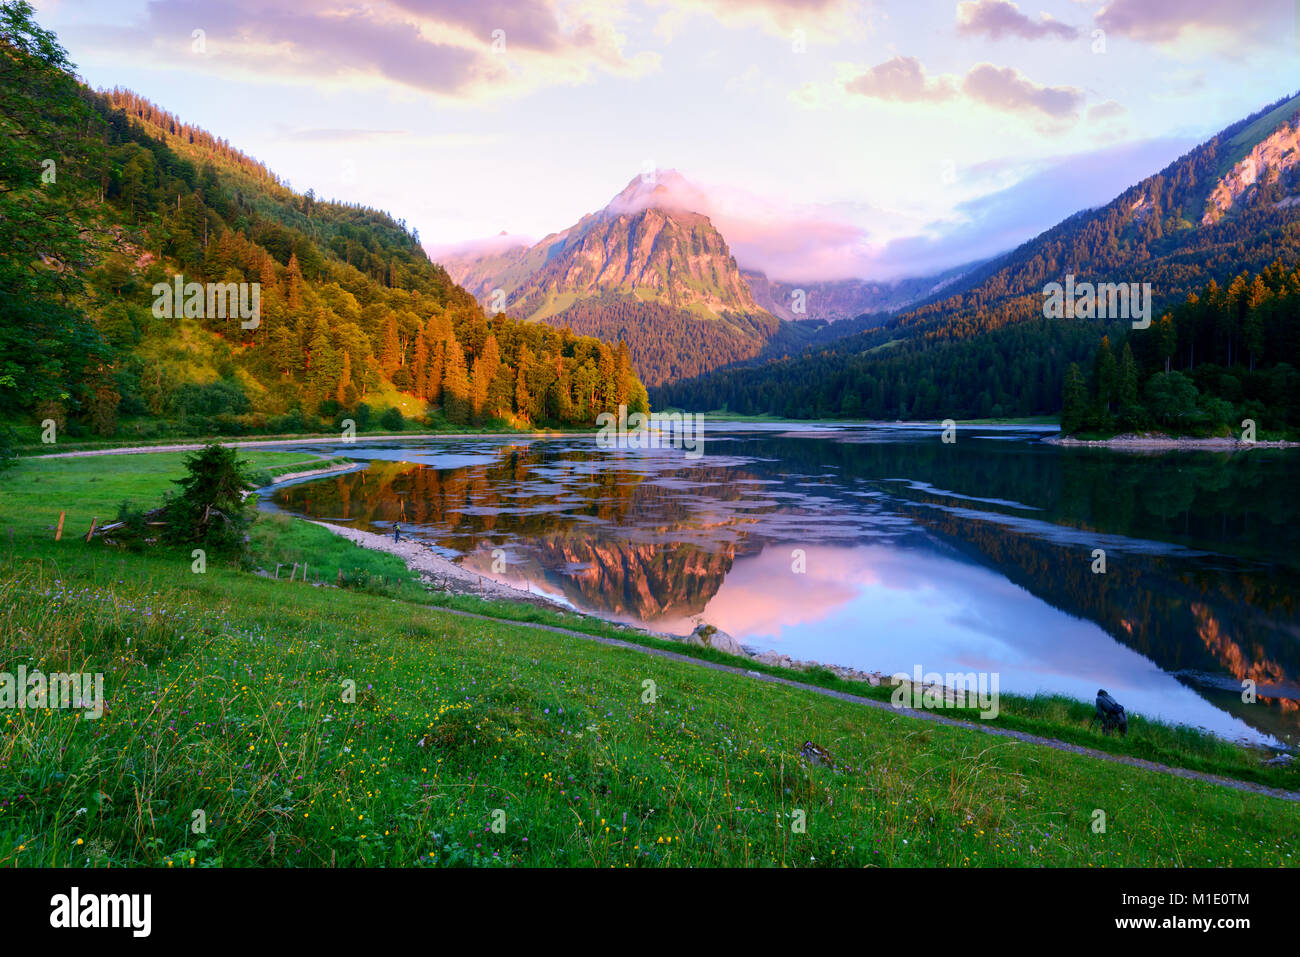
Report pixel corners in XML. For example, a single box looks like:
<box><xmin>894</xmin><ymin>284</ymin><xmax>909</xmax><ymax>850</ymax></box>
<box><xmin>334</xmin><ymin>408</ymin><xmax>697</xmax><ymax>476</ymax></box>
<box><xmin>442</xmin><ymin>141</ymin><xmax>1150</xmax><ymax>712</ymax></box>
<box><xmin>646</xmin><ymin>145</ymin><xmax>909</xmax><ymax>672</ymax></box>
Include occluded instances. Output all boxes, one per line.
<box><xmin>54</xmin><ymin>511</ymin><xmax>65</xmax><ymax>541</ymax></box>
<box><xmin>84</xmin><ymin>517</ymin><xmax>97</xmax><ymax>542</ymax></box>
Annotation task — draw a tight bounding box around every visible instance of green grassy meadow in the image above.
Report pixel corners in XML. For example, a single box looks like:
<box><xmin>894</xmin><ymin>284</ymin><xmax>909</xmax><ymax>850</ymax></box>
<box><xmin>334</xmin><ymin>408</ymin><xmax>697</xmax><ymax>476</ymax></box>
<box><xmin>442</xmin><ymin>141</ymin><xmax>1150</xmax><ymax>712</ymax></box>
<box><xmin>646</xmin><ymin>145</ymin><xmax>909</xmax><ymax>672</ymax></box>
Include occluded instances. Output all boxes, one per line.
<box><xmin>0</xmin><ymin>449</ymin><xmax>1297</xmax><ymax>867</ymax></box>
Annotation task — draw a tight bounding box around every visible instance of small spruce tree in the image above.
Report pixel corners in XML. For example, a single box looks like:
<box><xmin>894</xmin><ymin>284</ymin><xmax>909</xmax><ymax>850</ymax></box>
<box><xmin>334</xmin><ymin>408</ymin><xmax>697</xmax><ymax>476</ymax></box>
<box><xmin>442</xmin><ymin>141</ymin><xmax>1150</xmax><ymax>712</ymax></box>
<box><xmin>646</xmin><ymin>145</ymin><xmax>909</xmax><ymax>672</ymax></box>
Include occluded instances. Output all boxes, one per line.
<box><xmin>163</xmin><ymin>444</ymin><xmax>255</xmax><ymax>553</ymax></box>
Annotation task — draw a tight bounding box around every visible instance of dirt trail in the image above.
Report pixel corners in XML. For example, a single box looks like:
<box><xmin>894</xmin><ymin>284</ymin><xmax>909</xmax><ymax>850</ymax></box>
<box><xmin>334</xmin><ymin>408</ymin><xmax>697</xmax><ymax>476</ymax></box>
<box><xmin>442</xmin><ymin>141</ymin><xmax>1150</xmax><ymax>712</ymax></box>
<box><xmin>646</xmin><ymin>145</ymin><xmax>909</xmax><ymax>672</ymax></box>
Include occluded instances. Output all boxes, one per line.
<box><xmin>28</xmin><ymin>432</ymin><xmax>588</xmax><ymax>459</ymax></box>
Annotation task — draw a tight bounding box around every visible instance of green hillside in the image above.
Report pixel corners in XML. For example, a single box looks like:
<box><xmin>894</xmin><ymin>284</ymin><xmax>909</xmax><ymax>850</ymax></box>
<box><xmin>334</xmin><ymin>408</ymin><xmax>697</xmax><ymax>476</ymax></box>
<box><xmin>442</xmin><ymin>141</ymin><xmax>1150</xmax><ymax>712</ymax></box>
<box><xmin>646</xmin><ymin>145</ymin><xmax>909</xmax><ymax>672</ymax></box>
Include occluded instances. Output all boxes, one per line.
<box><xmin>0</xmin><ymin>2</ymin><xmax>647</xmax><ymax>458</ymax></box>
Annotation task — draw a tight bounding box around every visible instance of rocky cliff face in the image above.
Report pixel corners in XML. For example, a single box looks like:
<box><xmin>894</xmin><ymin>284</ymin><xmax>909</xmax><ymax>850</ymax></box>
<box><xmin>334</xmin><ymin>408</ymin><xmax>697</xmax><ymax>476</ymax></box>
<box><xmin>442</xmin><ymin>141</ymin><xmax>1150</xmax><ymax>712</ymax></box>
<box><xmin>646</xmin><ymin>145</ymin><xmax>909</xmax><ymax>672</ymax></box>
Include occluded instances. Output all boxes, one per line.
<box><xmin>1203</xmin><ymin>115</ymin><xmax>1300</xmax><ymax>225</ymax></box>
<box><xmin>513</xmin><ymin>204</ymin><xmax>763</xmax><ymax>318</ymax></box>
<box><xmin>438</xmin><ymin>171</ymin><xmax>772</xmax><ymax>323</ymax></box>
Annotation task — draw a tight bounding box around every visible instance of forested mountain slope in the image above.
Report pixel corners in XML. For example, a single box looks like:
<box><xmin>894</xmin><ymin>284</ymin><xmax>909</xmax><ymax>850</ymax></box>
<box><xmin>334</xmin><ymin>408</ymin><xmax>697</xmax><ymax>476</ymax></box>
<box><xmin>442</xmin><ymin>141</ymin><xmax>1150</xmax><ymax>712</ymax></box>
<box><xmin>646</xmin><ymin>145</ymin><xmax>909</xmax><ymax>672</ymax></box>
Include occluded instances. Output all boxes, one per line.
<box><xmin>655</xmin><ymin>91</ymin><xmax>1300</xmax><ymax>423</ymax></box>
<box><xmin>0</xmin><ymin>3</ymin><xmax>647</xmax><ymax>452</ymax></box>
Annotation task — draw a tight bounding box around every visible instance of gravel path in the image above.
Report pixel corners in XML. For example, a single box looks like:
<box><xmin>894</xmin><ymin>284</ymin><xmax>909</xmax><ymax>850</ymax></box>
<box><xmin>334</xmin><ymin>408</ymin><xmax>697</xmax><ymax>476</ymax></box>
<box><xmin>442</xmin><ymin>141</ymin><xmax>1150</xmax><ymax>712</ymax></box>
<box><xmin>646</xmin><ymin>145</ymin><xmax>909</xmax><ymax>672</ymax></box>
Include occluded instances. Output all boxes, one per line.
<box><xmin>28</xmin><ymin>432</ymin><xmax>587</xmax><ymax>458</ymax></box>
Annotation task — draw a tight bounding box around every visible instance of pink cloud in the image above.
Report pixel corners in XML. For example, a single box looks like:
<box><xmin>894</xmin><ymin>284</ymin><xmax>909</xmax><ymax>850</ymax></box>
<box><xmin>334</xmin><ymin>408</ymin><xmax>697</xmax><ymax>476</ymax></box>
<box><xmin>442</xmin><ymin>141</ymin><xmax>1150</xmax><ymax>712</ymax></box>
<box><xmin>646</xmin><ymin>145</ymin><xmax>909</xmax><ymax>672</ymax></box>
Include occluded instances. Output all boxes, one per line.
<box><xmin>845</xmin><ymin>57</ymin><xmax>1083</xmax><ymax>122</ymax></box>
<box><xmin>962</xmin><ymin>63</ymin><xmax>1084</xmax><ymax>120</ymax></box>
<box><xmin>844</xmin><ymin>56</ymin><xmax>957</xmax><ymax>102</ymax></box>
<box><xmin>1096</xmin><ymin>0</ymin><xmax>1292</xmax><ymax>49</ymax></box>
<box><xmin>82</xmin><ymin>0</ymin><xmax>650</xmax><ymax>99</ymax></box>
<box><xmin>956</xmin><ymin>0</ymin><xmax>1079</xmax><ymax>40</ymax></box>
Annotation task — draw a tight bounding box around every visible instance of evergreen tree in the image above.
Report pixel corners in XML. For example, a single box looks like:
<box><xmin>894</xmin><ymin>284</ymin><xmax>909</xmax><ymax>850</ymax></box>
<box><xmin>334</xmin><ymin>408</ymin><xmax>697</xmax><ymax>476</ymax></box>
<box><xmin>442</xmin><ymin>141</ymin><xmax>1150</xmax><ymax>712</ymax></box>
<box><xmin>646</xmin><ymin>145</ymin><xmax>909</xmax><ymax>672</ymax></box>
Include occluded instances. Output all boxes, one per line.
<box><xmin>441</xmin><ymin>334</ymin><xmax>470</xmax><ymax>425</ymax></box>
<box><xmin>411</xmin><ymin>333</ymin><xmax>428</xmax><ymax>399</ymax></box>
<box><xmin>1061</xmin><ymin>363</ymin><xmax>1087</xmax><ymax>434</ymax></box>
<box><xmin>379</xmin><ymin>315</ymin><xmax>400</xmax><ymax>376</ymax></box>
<box><xmin>1094</xmin><ymin>336</ymin><xmax>1118</xmax><ymax>414</ymax></box>
<box><xmin>163</xmin><ymin>443</ymin><xmax>255</xmax><ymax>553</ymax></box>
<box><xmin>470</xmin><ymin>333</ymin><xmax>501</xmax><ymax>419</ymax></box>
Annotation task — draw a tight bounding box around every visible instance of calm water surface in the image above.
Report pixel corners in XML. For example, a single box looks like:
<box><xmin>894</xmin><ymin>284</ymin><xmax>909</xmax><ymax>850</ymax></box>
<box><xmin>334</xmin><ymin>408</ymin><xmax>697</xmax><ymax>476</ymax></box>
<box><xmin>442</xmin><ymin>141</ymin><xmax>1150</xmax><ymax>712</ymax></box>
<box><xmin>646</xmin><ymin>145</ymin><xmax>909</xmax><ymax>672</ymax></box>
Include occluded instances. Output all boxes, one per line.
<box><xmin>266</xmin><ymin>424</ymin><xmax>1300</xmax><ymax>747</ymax></box>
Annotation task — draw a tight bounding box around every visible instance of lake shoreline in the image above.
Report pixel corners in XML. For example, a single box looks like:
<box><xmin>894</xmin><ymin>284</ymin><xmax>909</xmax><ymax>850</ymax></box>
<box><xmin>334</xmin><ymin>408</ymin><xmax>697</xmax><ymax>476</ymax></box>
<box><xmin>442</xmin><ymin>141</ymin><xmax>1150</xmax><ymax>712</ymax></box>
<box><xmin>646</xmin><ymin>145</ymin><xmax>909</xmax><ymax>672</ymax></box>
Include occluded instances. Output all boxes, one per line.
<box><xmin>307</xmin><ymin>516</ymin><xmax>910</xmax><ymax>690</ymax></box>
<box><xmin>28</xmin><ymin>430</ymin><xmax>591</xmax><ymax>459</ymax></box>
<box><xmin>248</xmin><ymin>433</ymin><xmax>1298</xmax><ymax>750</ymax></box>
<box><xmin>264</xmin><ymin>463</ymin><xmax>359</xmax><ymax>484</ymax></box>
<box><xmin>308</xmin><ymin>520</ymin><xmax>575</xmax><ymax>610</ymax></box>
<box><xmin>300</xmin><ymin>514</ymin><xmax>1289</xmax><ymax>755</ymax></box>
<box><xmin>1044</xmin><ymin>432</ymin><xmax>1300</xmax><ymax>450</ymax></box>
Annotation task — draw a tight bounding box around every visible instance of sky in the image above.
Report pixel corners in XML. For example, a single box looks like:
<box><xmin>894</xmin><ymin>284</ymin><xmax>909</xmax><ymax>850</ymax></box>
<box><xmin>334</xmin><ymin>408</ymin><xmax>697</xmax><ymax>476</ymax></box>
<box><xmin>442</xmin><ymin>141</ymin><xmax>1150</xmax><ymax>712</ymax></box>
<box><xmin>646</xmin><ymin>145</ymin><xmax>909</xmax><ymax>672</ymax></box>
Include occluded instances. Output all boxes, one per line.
<box><xmin>32</xmin><ymin>0</ymin><xmax>1300</xmax><ymax>282</ymax></box>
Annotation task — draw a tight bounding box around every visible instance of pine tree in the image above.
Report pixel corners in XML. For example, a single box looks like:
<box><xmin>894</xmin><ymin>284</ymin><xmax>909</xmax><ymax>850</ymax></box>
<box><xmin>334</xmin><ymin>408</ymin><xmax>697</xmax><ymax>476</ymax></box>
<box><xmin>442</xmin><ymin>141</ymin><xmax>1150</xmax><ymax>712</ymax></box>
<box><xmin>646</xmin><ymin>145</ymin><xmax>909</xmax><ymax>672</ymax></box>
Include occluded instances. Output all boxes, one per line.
<box><xmin>1094</xmin><ymin>336</ymin><xmax>1117</xmax><ymax>413</ymax></box>
<box><xmin>379</xmin><ymin>315</ymin><xmax>400</xmax><ymax>376</ymax></box>
<box><xmin>1118</xmin><ymin>342</ymin><xmax>1138</xmax><ymax>410</ymax></box>
<box><xmin>425</xmin><ymin>338</ymin><xmax>444</xmax><ymax>404</ymax></box>
<box><xmin>285</xmin><ymin>253</ymin><xmax>304</xmax><ymax>311</ymax></box>
<box><xmin>1155</xmin><ymin>313</ymin><xmax>1177</xmax><ymax>374</ymax></box>
<box><xmin>337</xmin><ymin>350</ymin><xmax>351</xmax><ymax>406</ymax></box>
<box><xmin>514</xmin><ymin>365</ymin><xmax>531</xmax><ymax>422</ymax></box>
<box><xmin>441</xmin><ymin>334</ymin><xmax>470</xmax><ymax>425</ymax></box>
<box><xmin>411</xmin><ymin>334</ymin><xmax>428</xmax><ymax>400</ymax></box>
<box><xmin>1061</xmin><ymin>363</ymin><xmax>1087</xmax><ymax>434</ymax></box>
<box><xmin>470</xmin><ymin>333</ymin><xmax>501</xmax><ymax>418</ymax></box>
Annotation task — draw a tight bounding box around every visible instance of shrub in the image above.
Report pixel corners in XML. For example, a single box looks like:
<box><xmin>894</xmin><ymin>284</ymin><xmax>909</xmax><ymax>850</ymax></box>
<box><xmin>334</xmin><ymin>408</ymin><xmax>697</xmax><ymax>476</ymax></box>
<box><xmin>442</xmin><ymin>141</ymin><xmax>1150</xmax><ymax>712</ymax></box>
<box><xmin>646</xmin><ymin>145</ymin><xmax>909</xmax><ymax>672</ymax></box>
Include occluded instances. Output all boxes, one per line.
<box><xmin>172</xmin><ymin>380</ymin><xmax>251</xmax><ymax>417</ymax></box>
<box><xmin>1144</xmin><ymin>371</ymin><xmax>1199</xmax><ymax>428</ymax></box>
<box><xmin>108</xmin><ymin>499</ymin><xmax>150</xmax><ymax>550</ymax></box>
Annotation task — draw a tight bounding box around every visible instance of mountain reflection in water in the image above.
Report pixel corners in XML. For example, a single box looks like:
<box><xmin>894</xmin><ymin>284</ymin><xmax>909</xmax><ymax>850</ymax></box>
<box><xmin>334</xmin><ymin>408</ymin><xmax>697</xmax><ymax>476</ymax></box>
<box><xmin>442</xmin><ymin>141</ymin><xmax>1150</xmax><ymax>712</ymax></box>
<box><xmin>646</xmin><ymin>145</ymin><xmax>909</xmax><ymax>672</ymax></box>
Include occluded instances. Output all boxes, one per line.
<box><xmin>266</xmin><ymin>426</ymin><xmax>1300</xmax><ymax>747</ymax></box>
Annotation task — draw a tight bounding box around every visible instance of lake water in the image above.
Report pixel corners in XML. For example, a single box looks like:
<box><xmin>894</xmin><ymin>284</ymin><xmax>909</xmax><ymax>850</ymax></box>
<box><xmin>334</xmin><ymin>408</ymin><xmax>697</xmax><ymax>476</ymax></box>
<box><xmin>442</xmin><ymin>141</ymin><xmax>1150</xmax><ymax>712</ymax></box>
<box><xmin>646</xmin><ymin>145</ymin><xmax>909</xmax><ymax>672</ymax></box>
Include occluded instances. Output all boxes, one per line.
<box><xmin>265</xmin><ymin>424</ymin><xmax>1300</xmax><ymax>748</ymax></box>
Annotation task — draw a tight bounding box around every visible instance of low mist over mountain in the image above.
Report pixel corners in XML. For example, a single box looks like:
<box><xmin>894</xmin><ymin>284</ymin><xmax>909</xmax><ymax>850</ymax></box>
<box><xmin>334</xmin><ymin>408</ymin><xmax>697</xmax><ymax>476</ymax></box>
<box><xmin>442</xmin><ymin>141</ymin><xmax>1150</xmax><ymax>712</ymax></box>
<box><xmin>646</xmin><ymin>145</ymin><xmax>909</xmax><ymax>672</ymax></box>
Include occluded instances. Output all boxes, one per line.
<box><xmin>743</xmin><ymin>265</ymin><xmax>982</xmax><ymax>323</ymax></box>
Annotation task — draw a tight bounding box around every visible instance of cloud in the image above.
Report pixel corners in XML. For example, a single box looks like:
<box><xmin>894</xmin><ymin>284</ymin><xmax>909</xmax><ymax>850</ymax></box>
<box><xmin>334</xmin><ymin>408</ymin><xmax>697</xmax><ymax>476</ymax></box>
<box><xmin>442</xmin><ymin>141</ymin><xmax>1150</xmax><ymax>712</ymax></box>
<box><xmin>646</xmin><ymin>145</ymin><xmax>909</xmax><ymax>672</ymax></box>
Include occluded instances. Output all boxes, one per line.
<box><xmin>387</xmin><ymin>0</ymin><xmax>571</xmax><ymax>53</ymax></box>
<box><xmin>1094</xmin><ymin>0</ymin><xmax>1292</xmax><ymax>53</ymax></box>
<box><xmin>426</xmin><ymin>232</ymin><xmax>534</xmax><ymax>262</ymax></box>
<box><xmin>1087</xmin><ymin>99</ymin><xmax>1126</xmax><ymax>122</ymax></box>
<box><xmin>956</xmin><ymin>0</ymin><xmax>1080</xmax><ymax>40</ymax></box>
<box><xmin>844</xmin><ymin>57</ymin><xmax>1083</xmax><ymax>122</ymax></box>
<box><xmin>650</xmin><ymin>0</ymin><xmax>869</xmax><ymax>44</ymax></box>
<box><xmin>844</xmin><ymin>56</ymin><xmax>957</xmax><ymax>102</ymax></box>
<box><xmin>962</xmin><ymin>63</ymin><xmax>1084</xmax><ymax>120</ymax></box>
<box><xmin>67</xmin><ymin>0</ymin><xmax>658</xmax><ymax>102</ymax></box>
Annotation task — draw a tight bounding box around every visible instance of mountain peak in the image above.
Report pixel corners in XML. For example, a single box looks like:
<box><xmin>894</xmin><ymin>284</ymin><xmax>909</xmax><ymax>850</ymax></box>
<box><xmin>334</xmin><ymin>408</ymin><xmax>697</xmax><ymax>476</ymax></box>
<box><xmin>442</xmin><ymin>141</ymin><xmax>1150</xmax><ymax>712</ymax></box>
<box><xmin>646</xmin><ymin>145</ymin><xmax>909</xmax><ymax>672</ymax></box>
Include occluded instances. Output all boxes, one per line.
<box><xmin>605</xmin><ymin>169</ymin><xmax>708</xmax><ymax>217</ymax></box>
